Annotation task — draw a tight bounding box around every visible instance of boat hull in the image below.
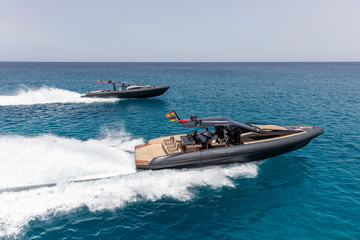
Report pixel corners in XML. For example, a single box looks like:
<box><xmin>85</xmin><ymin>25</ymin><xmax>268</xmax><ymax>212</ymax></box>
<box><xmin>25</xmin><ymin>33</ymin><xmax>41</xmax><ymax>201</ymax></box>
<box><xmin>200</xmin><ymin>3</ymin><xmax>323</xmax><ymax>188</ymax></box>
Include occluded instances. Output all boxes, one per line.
<box><xmin>136</xmin><ymin>125</ymin><xmax>324</xmax><ymax>170</ymax></box>
<box><xmin>81</xmin><ymin>86</ymin><xmax>169</xmax><ymax>98</ymax></box>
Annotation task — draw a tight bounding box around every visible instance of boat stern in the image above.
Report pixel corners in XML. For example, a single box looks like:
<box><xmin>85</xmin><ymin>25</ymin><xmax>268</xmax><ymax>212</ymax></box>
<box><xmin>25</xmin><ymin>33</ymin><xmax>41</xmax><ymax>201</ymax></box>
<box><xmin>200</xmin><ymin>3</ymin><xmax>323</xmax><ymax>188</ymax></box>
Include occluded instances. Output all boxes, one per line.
<box><xmin>134</xmin><ymin>144</ymin><xmax>152</xmax><ymax>168</ymax></box>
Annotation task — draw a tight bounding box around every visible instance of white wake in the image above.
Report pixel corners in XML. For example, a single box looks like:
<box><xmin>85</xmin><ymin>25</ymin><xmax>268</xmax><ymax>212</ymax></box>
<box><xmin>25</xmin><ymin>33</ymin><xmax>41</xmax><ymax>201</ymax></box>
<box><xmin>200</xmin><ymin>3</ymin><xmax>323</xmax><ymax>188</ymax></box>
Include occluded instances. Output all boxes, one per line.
<box><xmin>0</xmin><ymin>86</ymin><xmax>118</xmax><ymax>106</ymax></box>
<box><xmin>0</xmin><ymin>132</ymin><xmax>259</xmax><ymax>237</ymax></box>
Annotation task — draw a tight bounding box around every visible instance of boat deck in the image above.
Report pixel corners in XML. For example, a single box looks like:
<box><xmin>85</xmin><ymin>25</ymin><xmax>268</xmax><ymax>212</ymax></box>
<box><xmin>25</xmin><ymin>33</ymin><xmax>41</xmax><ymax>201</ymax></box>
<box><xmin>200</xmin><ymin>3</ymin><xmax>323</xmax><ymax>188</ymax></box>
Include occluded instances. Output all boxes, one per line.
<box><xmin>135</xmin><ymin>125</ymin><xmax>307</xmax><ymax>166</ymax></box>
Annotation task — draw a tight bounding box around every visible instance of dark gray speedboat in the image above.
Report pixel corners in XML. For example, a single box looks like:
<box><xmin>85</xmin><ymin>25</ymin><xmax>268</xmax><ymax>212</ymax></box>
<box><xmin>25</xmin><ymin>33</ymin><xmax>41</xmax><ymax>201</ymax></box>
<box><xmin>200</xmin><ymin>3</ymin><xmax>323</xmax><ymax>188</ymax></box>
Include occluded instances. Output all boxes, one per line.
<box><xmin>81</xmin><ymin>79</ymin><xmax>169</xmax><ymax>98</ymax></box>
<box><xmin>135</xmin><ymin>115</ymin><xmax>324</xmax><ymax>170</ymax></box>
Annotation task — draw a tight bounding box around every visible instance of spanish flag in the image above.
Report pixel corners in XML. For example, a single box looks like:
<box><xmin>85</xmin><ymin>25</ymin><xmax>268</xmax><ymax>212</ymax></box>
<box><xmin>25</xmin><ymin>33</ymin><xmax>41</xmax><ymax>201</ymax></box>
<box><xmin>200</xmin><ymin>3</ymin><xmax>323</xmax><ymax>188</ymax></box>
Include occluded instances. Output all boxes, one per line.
<box><xmin>166</xmin><ymin>110</ymin><xmax>175</xmax><ymax>117</ymax></box>
<box><xmin>167</xmin><ymin>109</ymin><xmax>179</xmax><ymax>122</ymax></box>
<box><xmin>97</xmin><ymin>78</ymin><xmax>105</xmax><ymax>84</ymax></box>
<box><xmin>166</xmin><ymin>110</ymin><xmax>190</xmax><ymax>124</ymax></box>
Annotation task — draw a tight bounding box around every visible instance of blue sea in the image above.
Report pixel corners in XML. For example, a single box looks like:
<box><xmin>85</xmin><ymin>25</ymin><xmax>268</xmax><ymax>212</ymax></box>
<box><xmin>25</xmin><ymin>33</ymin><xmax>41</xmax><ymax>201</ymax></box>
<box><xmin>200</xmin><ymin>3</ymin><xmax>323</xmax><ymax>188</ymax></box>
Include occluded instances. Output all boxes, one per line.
<box><xmin>0</xmin><ymin>62</ymin><xmax>359</xmax><ymax>239</ymax></box>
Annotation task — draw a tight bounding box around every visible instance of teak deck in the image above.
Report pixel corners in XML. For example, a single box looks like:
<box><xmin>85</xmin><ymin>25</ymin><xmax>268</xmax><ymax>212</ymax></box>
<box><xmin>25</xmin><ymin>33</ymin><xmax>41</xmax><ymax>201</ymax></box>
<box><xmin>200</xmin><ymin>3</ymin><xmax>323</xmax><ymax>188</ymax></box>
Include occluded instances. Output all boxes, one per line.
<box><xmin>135</xmin><ymin>125</ymin><xmax>306</xmax><ymax>166</ymax></box>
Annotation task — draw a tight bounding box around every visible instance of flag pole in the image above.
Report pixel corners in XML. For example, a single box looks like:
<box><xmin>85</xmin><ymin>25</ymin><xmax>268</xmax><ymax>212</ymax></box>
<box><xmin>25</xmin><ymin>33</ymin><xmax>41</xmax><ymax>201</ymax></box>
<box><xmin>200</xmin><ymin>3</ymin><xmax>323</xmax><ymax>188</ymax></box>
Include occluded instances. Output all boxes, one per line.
<box><xmin>173</xmin><ymin>109</ymin><xmax>181</xmax><ymax>120</ymax></box>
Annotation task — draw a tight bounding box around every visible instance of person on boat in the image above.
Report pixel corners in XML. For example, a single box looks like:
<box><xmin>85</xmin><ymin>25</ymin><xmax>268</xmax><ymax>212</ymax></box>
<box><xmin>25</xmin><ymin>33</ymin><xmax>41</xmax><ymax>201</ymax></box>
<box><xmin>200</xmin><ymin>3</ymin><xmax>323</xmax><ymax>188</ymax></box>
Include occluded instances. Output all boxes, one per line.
<box><xmin>192</xmin><ymin>130</ymin><xmax>201</xmax><ymax>144</ymax></box>
<box><xmin>202</xmin><ymin>128</ymin><xmax>213</xmax><ymax>149</ymax></box>
<box><xmin>212</xmin><ymin>126</ymin><xmax>222</xmax><ymax>143</ymax></box>
<box><xmin>202</xmin><ymin>128</ymin><xmax>213</xmax><ymax>141</ymax></box>
<box><xmin>233</xmin><ymin>128</ymin><xmax>243</xmax><ymax>145</ymax></box>
<box><xmin>121</xmin><ymin>83</ymin><xmax>126</xmax><ymax>90</ymax></box>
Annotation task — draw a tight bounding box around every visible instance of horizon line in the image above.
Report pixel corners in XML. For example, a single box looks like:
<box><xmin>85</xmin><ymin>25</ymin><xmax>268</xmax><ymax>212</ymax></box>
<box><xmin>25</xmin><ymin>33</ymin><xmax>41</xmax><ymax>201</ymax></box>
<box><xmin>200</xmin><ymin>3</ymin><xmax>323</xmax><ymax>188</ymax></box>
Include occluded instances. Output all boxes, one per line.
<box><xmin>0</xmin><ymin>61</ymin><xmax>360</xmax><ymax>63</ymax></box>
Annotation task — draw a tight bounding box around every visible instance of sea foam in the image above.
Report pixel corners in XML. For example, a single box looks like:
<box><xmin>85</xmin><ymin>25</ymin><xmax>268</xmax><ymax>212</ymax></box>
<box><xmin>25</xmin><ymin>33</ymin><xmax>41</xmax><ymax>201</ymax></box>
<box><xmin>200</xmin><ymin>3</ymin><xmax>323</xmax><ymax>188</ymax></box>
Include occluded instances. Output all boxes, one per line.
<box><xmin>0</xmin><ymin>132</ymin><xmax>258</xmax><ymax>237</ymax></box>
<box><xmin>0</xmin><ymin>86</ymin><xmax>118</xmax><ymax>106</ymax></box>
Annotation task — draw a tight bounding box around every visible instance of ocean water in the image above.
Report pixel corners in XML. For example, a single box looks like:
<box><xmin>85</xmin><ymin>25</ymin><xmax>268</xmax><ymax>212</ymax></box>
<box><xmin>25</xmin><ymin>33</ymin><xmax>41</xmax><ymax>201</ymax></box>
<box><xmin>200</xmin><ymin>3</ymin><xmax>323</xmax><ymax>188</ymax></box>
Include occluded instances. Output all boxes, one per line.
<box><xmin>0</xmin><ymin>62</ymin><xmax>359</xmax><ymax>239</ymax></box>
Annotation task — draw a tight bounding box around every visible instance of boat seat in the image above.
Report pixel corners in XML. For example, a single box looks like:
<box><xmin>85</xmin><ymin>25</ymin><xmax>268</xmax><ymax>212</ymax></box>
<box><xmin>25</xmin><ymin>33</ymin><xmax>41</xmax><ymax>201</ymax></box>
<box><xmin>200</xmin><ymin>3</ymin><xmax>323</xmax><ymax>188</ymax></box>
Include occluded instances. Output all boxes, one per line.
<box><xmin>162</xmin><ymin>141</ymin><xmax>181</xmax><ymax>154</ymax></box>
<box><xmin>163</xmin><ymin>136</ymin><xmax>175</xmax><ymax>145</ymax></box>
<box><xmin>167</xmin><ymin>142</ymin><xmax>179</xmax><ymax>151</ymax></box>
<box><xmin>161</xmin><ymin>142</ymin><xmax>169</xmax><ymax>154</ymax></box>
<box><xmin>168</xmin><ymin>145</ymin><xmax>182</xmax><ymax>154</ymax></box>
<box><xmin>211</xmin><ymin>141</ymin><xmax>227</xmax><ymax>148</ymax></box>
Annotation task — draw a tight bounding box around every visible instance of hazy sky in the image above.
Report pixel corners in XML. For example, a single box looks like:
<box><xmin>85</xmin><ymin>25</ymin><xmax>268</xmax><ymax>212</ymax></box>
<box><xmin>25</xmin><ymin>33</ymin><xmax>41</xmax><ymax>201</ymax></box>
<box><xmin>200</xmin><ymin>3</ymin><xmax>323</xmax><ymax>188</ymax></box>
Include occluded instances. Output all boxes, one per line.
<box><xmin>1</xmin><ymin>0</ymin><xmax>360</xmax><ymax>62</ymax></box>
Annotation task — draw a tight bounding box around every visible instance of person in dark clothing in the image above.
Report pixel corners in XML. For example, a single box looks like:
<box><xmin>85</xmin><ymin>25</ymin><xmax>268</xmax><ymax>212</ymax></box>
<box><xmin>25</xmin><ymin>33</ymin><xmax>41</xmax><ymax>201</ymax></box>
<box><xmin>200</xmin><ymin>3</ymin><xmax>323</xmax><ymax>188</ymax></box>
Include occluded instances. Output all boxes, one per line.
<box><xmin>214</xmin><ymin>126</ymin><xmax>224</xmax><ymax>140</ymax></box>
<box><xmin>233</xmin><ymin>128</ymin><xmax>243</xmax><ymax>145</ymax></box>
<box><xmin>192</xmin><ymin>130</ymin><xmax>201</xmax><ymax>144</ymax></box>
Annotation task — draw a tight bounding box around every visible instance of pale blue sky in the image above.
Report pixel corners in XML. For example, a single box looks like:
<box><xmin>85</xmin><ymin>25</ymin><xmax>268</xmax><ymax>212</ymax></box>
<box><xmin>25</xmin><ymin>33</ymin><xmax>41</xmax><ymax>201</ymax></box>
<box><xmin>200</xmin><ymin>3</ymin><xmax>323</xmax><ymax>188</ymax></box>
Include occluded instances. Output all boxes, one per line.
<box><xmin>1</xmin><ymin>0</ymin><xmax>360</xmax><ymax>62</ymax></box>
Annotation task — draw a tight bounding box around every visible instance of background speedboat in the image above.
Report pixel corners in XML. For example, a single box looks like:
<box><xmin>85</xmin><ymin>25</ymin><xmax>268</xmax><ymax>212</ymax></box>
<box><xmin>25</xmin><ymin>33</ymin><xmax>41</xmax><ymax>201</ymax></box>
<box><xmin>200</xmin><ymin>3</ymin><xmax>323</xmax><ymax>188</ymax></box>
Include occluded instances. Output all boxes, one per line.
<box><xmin>81</xmin><ymin>80</ymin><xmax>169</xmax><ymax>98</ymax></box>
